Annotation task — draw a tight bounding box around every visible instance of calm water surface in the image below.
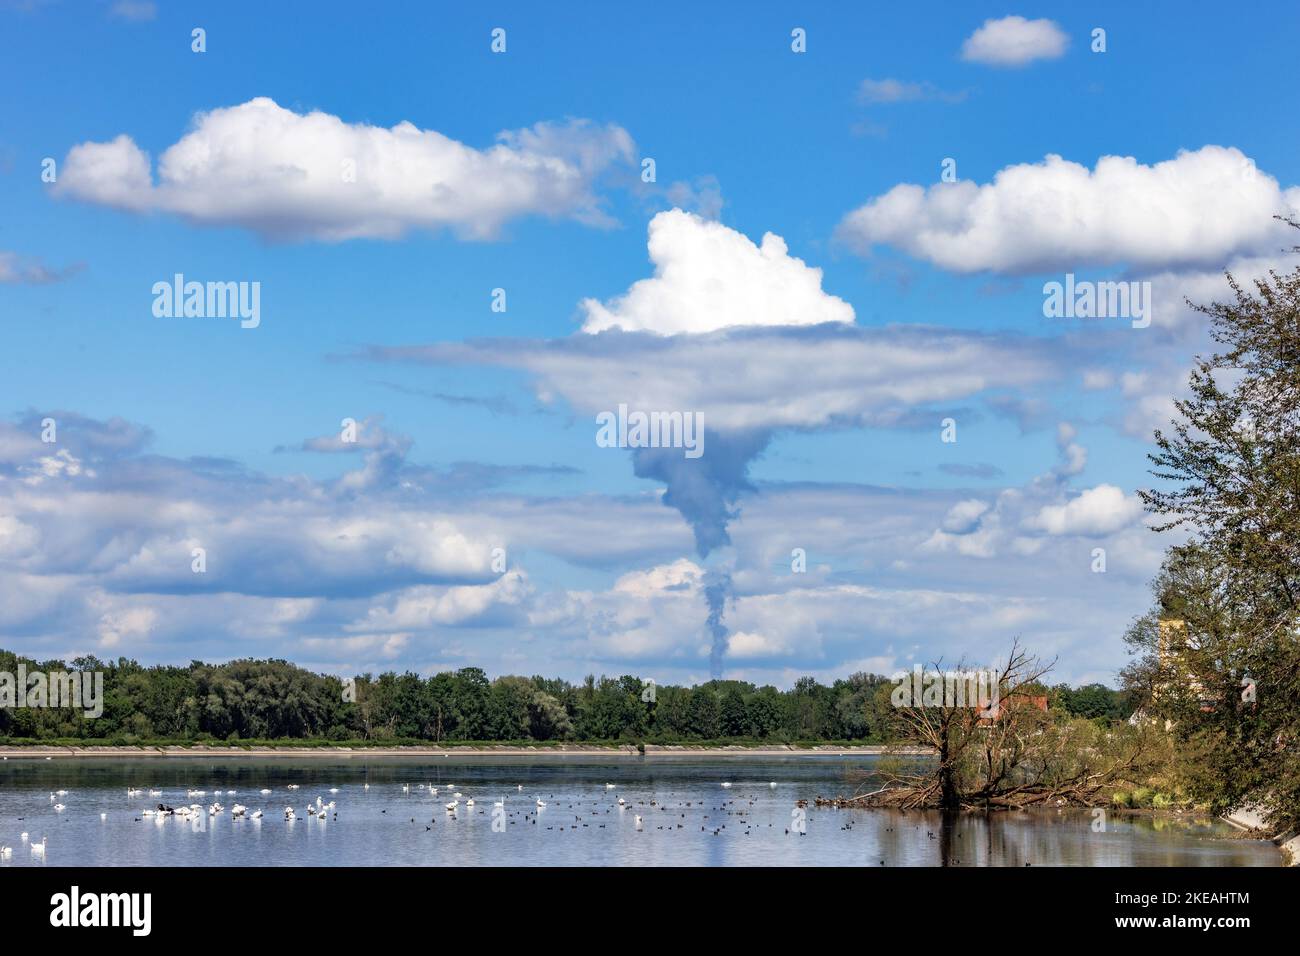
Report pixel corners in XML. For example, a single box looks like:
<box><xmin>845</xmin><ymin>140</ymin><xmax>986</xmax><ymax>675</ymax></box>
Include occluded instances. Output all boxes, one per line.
<box><xmin>0</xmin><ymin>756</ymin><xmax>1279</xmax><ymax>867</ymax></box>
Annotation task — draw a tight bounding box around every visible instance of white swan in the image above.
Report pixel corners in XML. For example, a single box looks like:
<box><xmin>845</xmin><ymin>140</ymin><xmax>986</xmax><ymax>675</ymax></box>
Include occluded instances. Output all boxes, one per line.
<box><xmin>445</xmin><ymin>800</ymin><xmax>458</xmax><ymax>811</ymax></box>
<box><xmin>251</xmin><ymin>809</ymin><xmax>263</xmax><ymax>819</ymax></box>
<box><xmin>30</xmin><ymin>837</ymin><xmax>46</xmax><ymax>856</ymax></box>
<box><xmin>535</xmin><ymin>798</ymin><xmax>546</xmax><ymax>808</ymax></box>
<box><xmin>494</xmin><ymin>797</ymin><xmax>504</xmax><ymax>807</ymax></box>
<box><xmin>100</xmin><ymin>812</ymin><xmax>107</xmax><ymax>821</ymax></box>
<box><xmin>402</xmin><ymin>784</ymin><xmax>410</xmax><ymax>793</ymax></box>
<box><xmin>769</xmin><ymin>782</ymin><xmax>777</xmax><ymax>788</ymax></box>
<box><xmin>363</xmin><ymin>783</ymin><xmax>370</xmax><ymax>790</ymax></box>
<box><xmin>453</xmin><ymin>792</ymin><xmax>463</xmax><ymax>799</ymax></box>
<box><xmin>127</xmin><ymin>787</ymin><xmax>142</xmax><ymax>797</ymax></box>
<box><xmin>20</xmin><ymin>832</ymin><xmax>28</xmax><ymax>843</ymax></box>
<box><xmin>148</xmin><ymin>789</ymin><xmax>162</xmax><ymax>797</ymax></box>
<box><xmin>260</xmin><ymin>789</ymin><xmax>272</xmax><ymax>795</ymax></box>
<box><xmin>605</xmin><ymin>783</ymin><xmax>616</xmax><ymax>789</ymax></box>
<box><xmin>287</xmin><ymin>784</ymin><xmax>300</xmax><ymax>790</ymax></box>
<box><xmin>0</xmin><ymin>845</ymin><xmax>11</xmax><ymax>859</ymax></box>
<box><xmin>517</xmin><ymin>784</ymin><xmax>523</xmax><ymax>791</ymax></box>
<box><xmin>616</xmin><ymin>797</ymin><xmax>625</xmax><ymax>806</ymax></box>
<box><xmin>53</xmin><ymin>804</ymin><xmax>66</xmax><ymax>812</ymax></box>
<box><xmin>328</xmin><ymin>787</ymin><xmax>339</xmax><ymax>794</ymax></box>
<box><xmin>466</xmin><ymin>797</ymin><xmax>475</xmax><ymax>807</ymax></box>
<box><xmin>720</xmin><ymin>782</ymin><xmax>732</xmax><ymax>788</ymax></box>
<box><xmin>635</xmin><ymin>815</ymin><xmax>643</xmax><ymax>829</ymax></box>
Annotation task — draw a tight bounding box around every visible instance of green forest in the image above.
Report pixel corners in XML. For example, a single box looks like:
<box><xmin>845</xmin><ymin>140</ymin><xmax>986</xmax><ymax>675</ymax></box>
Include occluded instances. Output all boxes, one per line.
<box><xmin>0</xmin><ymin>647</ymin><xmax>1133</xmax><ymax>746</ymax></box>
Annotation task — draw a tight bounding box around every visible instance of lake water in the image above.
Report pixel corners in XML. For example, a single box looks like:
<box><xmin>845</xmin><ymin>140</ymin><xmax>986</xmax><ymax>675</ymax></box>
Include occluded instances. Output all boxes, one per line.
<box><xmin>0</xmin><ymin>755</ymin><xmax>1280</xmax><ymax>866</ymax></box>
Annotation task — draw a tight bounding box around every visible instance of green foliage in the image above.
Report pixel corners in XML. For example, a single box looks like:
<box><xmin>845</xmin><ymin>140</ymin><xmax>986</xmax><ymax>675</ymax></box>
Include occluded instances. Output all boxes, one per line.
<box><xmin>0</xmin><ymin>648</ymin><xmax>1133</xmax><ymax>747</ymax></box>
<box><xmin>1127</xmin><ymin>229</ymin><xmax>1300</xmax><ymax>833</ymax></box>
<box><xmin>1050</xmin><ymin>683</ymin><xmax>1133</xmax><ymax>721</ymax></box>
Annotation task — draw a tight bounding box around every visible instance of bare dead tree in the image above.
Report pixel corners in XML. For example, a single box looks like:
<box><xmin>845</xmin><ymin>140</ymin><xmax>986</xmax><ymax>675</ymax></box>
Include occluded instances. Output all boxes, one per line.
<box><xmin>826</xmin><ymin>641</ymin><xmax>1159</xmax><ymax>811</ymax></box>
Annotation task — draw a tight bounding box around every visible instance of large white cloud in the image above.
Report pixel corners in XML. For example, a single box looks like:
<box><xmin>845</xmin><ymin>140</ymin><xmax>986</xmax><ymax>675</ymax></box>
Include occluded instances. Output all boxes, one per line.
<box><xmin>54</xmin><ymin>97</ymin><xmax>635</xmax><ymax>241</ymax></box>
<box><xmin>0</xmin><ymin>410</ymin><xmax>1169</xmax><ymax>684</ymax></box>
<box><xmin>1029</xmin><ymin>484</ymin><xmax>1144</xmax><ymax>537</ymax></box>
<box><xmin>348</xmin><ymin>570</ymin><xmax>531</xmax><ymax>632</ymax></box>
<box><xmin>374</xmin><ymin>325</ymin><xmax>1055</xmax><ymax>433</ymax></box>
<box><xmin>580</xmin><ymin>209</ymin><xmax>854</xmax><ymax>334</ymax></box>
<box><xmin>960</xmin><ymin>16</ymin><xmax>1068</xmax><ymax>67</ymax></box>
<box><xmin>535</xmin><ymin>559</ymin><xmax>716</xmax><ymax>661</ymax></box>
<box><xmin>367</xmin><ymin>204</ymin><xmax>1059</xmax><ymax>438</ymax></box>
<box><xmin>837</xmin><ymin>146</ymin><xmax>1300</xmax><ymax>274</ymax></box>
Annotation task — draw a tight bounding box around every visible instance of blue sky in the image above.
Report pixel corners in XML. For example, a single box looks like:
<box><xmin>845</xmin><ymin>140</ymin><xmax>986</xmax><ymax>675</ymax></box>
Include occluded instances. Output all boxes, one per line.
<box><xmin>2</xmin><ymin>1</ymin><xmax>1298</xmax><ymax>687</ymax></box>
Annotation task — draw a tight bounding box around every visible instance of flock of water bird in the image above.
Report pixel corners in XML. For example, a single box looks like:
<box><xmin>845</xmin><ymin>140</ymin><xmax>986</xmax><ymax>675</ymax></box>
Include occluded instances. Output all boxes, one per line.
<box><xmin>1</xmin><ymin>777</ymin><xmax>794</xmax><ymax>861</ymax></box>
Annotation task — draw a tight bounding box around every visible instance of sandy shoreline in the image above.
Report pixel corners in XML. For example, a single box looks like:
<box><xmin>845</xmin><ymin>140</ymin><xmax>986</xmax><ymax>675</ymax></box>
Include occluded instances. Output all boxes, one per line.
<box><xmin>0</xmin><ymin>744</ymin><xmax>926</xmax><ymax>760</ymax></box>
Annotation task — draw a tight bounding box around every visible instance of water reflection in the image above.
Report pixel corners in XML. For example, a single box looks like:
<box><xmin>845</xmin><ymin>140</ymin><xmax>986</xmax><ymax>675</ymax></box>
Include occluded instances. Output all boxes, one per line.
<box><xmin>893</xmin><ymin>807</ymin><xmax>1273</xmax><ymax>867</ymax></box>
<box><xmin>0</xmin><ymin>756</ymin><xmax>1278</xmax><ymax>867</ymax></box>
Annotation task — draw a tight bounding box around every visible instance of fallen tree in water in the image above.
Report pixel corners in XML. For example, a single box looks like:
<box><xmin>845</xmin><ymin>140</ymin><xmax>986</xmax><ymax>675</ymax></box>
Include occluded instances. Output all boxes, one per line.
<box><xmin>832</xmin><ymin>641</ymin><xmax>1166</xmax><ymax>811</ymax></box>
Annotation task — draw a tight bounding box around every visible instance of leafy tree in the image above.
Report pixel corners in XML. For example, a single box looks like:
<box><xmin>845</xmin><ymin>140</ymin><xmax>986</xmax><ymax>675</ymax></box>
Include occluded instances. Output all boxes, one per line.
<box><xmin>687</xmin><ymin>687</ymin><xmax>721</xmax><ymax>738</ymax></box>
<box><xmin>720</xmin><ymin>688</ymin><xmax>748</xmax><ymax>736</ymax></box>
<box><xmin>487</xmin><ymin>677</ymin><xmax>533</xmax><ymax>740</ymax></box>
<box><xmin>1128</xmin><ymin>222</ymin><xmax>1300</xmax><ymax>832</ymax></box>
<box><xmin>745</xmin><ymin>687</ymin><xmax>784</xmax><ymax>739</ymax></box>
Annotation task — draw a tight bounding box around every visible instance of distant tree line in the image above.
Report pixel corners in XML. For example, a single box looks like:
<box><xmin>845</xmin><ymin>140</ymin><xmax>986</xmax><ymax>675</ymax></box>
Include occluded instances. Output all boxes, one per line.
<box><xmin>0</xmin><ymin>648</ymin><xmax>1133</xmax><ymax>745</ymax></box>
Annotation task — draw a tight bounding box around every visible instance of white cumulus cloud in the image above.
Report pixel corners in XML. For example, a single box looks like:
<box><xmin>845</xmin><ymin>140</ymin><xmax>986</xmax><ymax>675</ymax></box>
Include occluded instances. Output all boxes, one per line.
<box><xmin>837</xmin><ymin>146</ymin><xmax>1300</xmax><ymax>274</ymax></box>
<box><xmin>725</xmin><ymin>630</ymin><xmax>793</xmax><ymax>659</ymax></box>
<box><xmin>1030</xmin><ymin>484</ymin><xmax>1143</xmax><ymax>536</ymax></box>
<box><xmin>55</xmin><ymin>97</ymin><xmax>635</xmax><ymax>241</ymax></box>
<box><xmin>960</xmin><ymin>16</ymin><xmax>1068</xmax><ymax>67</ymax></box>
<box><xmin>580</xmin><ymin>209</ymin><xmax>854</xmax><ymax>335</ymax></box>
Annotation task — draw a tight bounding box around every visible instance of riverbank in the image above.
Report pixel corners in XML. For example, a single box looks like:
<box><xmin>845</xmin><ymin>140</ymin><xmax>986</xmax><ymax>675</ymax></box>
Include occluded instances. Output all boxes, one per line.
<box><xmin>1222</xmin><ymin>804</ymin><xmax>1300</xmax><ymax>866</ymax></box>
<box><xmin>0</xmin><ymin>743</ymin><xmax>930</xmax><ymax>759</ymax></box>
